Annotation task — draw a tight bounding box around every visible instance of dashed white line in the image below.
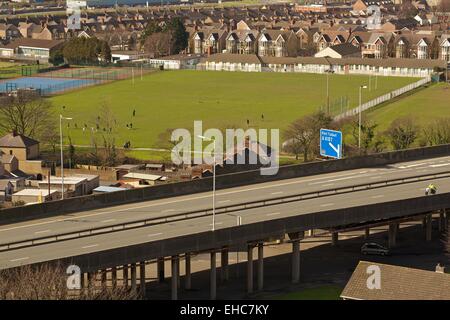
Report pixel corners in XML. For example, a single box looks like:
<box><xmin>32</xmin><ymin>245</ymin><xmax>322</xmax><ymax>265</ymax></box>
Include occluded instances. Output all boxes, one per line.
<box><xmin>321</xmin><ymin>183</ymin><xmax>334</xmax><ymax>187</ymax></box>
<box><xmin>148</xmin><ymin>232</ymin><xmax>163</xmax><ymax>237</ymax></box>
<box><xmin>101</xmin><ymin>219</ymin><xmax>116</xmax><ymax>223</ymax></box>
<box><xmin>81</xmin><ymin>244</ymin><xmax>98</xmax><ymax>249</ymax></box>
<box><xmin>271</xmin><ymin>191</ymin><xmax>283</xmax><ymax>195</ymax></box>
<box><xmin>161</xmin><ymin>209</ymin><xmax>175</xmax><ymax>213</ymax></box>
<box><xmin>10</xmin><ymin>257</ymin><xmax>29</xmax><ymax>262</ymax></box>
<box><xmin>266</xmin><ymin>212</ymin><xmax>281</xmax><ymax>216</ymax></box>
<box><xmin>218</xmin><ymin>200</ymin><xmax>231</xmax><ymax>204</ymax></box>
<box><xmin>210</xmin><ymin>222</ymin><xmax>223</xmax><ymax>226</ymax></box>
<box><xmin>34</xmin><ymin>229</ymin><xmax>51</xmax><ymax>234</ymax></box>
<box><xmin>320</xmin><ymin>203</ymin><xmax>334</xmax><ymax>207</ymax></box>
<box><xmin>371</xmin><ymin>195</ymin><xmax>385</xmax><ymax>199</ymax></box>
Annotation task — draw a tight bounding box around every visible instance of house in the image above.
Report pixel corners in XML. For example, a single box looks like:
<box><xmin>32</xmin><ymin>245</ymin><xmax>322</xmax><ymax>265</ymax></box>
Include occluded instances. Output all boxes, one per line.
<box><xmin>11</xmin><ymin>189</ymin><xmax>59</xmax><ymax>204</ymax></box>
<box><xmin>191</xmin><ymin>28</ymin><xmax>228</xmax><ymax>55</ymax></box>
<box><xmin>341</xmin><ymin>261</ymin><xmax>450</xmax><ymax>300</ymax></box>
<box><xmin>0</xmin><ymin>24</ymin><xmax>21</xmax><ymax>41</ymax></box>
<box><xmin>225</xmin><ymin>30</ymin><xmax>259</xmax><ymax>54</ymax></box>
<box><xmin>0</xmin><ymin>131</ymin><xmax>43</xmax><ymax>174</ymax></box>
<box><xmin>0</xmin><ymin>38</ymin><xmax>64</xmax><ymax>62</ymax></box>
<box><xmin>38</xmin><ymin>174</ymin><xmax>99</xmax><ymax>197</ymax></box>
<box><xmin>315</xmin><ymin>43</ymin><xmax>361</xmax><ymax>58</ymax></box>
<box><xmin>257</xmin><ymin>30</ymin><xmax>299</xmax><ymax>57</ymax></box>
<box><xmin>0</xmin><ymin>180</ymin><xmax>14</xmax><ymax>201</ymax></box>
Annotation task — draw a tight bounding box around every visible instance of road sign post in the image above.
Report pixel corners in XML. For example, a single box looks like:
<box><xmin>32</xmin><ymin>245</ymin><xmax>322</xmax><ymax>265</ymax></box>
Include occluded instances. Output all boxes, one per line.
<box><xmin>320</xmin><ymin>129</ymin><xmax>343</xmax><ymax>159</ymax></box>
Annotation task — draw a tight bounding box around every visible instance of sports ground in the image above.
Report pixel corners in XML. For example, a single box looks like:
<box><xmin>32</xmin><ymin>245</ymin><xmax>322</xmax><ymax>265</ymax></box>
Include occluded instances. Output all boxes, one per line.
<box><xmin>50</xmin><ymin>70</ymin><xmax>419</xmax><ymax>149</ymax></box>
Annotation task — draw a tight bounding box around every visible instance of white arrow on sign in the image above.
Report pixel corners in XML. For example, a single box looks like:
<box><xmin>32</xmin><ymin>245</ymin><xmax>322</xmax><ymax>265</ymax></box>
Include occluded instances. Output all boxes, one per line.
<box><xmin>329</xmin><ymin>142</ymin><xmax>340</xmax><ymax>158</ymax></box>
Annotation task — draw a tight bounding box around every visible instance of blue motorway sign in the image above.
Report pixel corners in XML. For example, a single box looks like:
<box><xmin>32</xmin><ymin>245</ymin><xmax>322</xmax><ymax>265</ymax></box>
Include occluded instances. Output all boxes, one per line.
<box><xmin>320</xmin><ymin>129</ymin><xmax>342</xmax><ymax>159</ymax></box>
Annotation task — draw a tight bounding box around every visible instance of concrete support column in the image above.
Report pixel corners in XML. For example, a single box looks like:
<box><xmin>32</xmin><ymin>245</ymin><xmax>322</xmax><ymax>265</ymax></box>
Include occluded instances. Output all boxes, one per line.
<box><xmin>221</xmin><ymin>247</ymin><xmax>229</xmax><ymax>283</ymax></box>
<box><xmin>123</xmin><ymin>264</ymin><xmax>129</xmax><ymax>288</ymax></box>
<box><xmin>101</xmin><ymin>269</ymin><xmax>107</xmax><ymax>289</ymax></box>
<box><xmin>157</xmin><ymin>257</ymin><xmax>165</xmax><ymax>283</ymax></box>
<box><xmin>331</xmin><ymin>232</ymin><xmax>338</xmax><ymax>246</ymax></box>
<box><xmin>426</xmin><ymin>213</ymin><xmax>432</xmax><ymax>242</ymax></box>
<box><xmin>171</xmin><ymin>255</ymin><xmax>179</xmax><ymax>300</ymax></box>
<box><xmin>257</xmin><ymin>242</ymin><xmax>264</xmax><ymax>291</ymax></box>
<box><xmin>130</xmin><ymin>263</ymin><xmax>137</xmax><ymax>293</ymax></box>
<box><xmin>308</xmin><ymin>229</ymin><xmax>314</xmax><ymax>237</ymax></box>
<box><xmin>80</xmin><ymin>272</ymin><xmax>85</xmax><ymax>292</ymax></box>
<box><xmin>364</xmin><ymin>227</ymin><xmax>370</xmax><ymax>240</ymax></box>
<box><xmin>210</xmin><ymin>251</ymin><xmax>217</xmax><ymax>300</ymax></box>
<box><xmin>247</xmin><ymin>244</ymin><xmax>254</xmax><ymax>294</ymax></box>
<box><xmin>111</xmin><ymin>266</ymin><xmax>117</xmax><ymax>290</ymax></box>
<box><xmin>439</xmin><ymin>211</ymin><xmax>445</xmax><ymax>232</ymax></box>
<box><xmin>445</xmin><ymin>209</ymin><xmax>449</xmax><ymax>231</ymax></box>
<box><xmin>388</xmin><ymin>223</ymin><xmax>397</xmax><ymax>248</ymax></box>
<box><xmin>139</xmin><ymin>261</ymin><xmax>146</xmax><ymax>299</ymax></box>
<box><xmin>292</xmin><ymin>238</ymin><xmax>300</xmax><ymax>284</ymax></box>
<box><xmin>185</xmin><ymin>253</ymin><xmax>191</xmax><ymax>290</ymax></box>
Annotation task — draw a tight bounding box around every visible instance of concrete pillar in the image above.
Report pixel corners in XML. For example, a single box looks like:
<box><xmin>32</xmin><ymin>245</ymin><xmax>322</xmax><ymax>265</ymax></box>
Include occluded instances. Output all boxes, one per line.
<box><xmin>308</xmin><ymin>229</ymin><xmax>314</xmax><ymax>237</ymax></box>
<box><xmin>439</xmin><ymin>211</ymin><xmax>445</xmax><ymax>232</ymax></box>
<box><xmin>445</xmin><ymin>209</ymin><xmax>449</xmax><ymax>231</ymax></box>
<box><xmin>139</xmin><ymin>261</ymin><xmax>146</xmax><ymax>299</ymax></box>
<box><xmin>111</xmin><ymin>266</ymin><xmax>117</xmax><ymax>290</ymax></box>
<box><xmin>123</xmin><ymin>264</ymin><xmax>129</xmax><ymax>288</ymax></box>
<box><xmin>80</xmin><ymin>272</ymin><xmax>85</xmax><ymax>291</ymax></box>
<box><xmin>185</xmin><ymin>253</ymin><xmax>191</xmax><ymax>290</ymax></box>
<box><xmin>292</xmin><ymin>238</ymin><xmax>300</xmax><ymax>284</ymax></box>
<box><xmin>364</xmin><ymin>227</ymin><xmax>370</xmax><ymax>239</ymax></box>
<box><xmin>247</xmin><ymin>244</ymin><xmax>254</xmax><ymax>294</ymax></box>
<box><xmin>221</xmin><ymin>247</ymin><xmax>229</xmax><ymax>283</ymax></box>
<box><xmin>426</xmin><ymin>214</ymin><xmax>432</xmax><ymax>242</ymax></box>
<box><xmin>130</xmin><ymin>263</ymin><xmax>137</xmax><ymax>293</ymax></box>
<box><xmin>388</xmin><ymin>223</ymin><xmax>397</xmax><ymax>248</ymax></box>
<box><xmin>101</xmin><ymin>269</ymin><xmax>107</xmax><ymax>289</ymax></box>
<box><xmin>257</xmin><ymin>242</ymin><xmax>264</xmax><ymax>291</ymax></box>
<box><xmin>171</xmin><ymin>256</ymin><xmax>179</xmax><ymax>300</ymax></box>
<box><xmin>210</xmin><ymin>251</ymin><xmax>217</xmax><ymax>300</ymax></box>
<box><xmin>157</xmin><ymin>257</ymin><xmax>165</xmax><ymax>283</ymax></box>
<box><xmin>331</xmin><ymin>232</ymin><xmax>338</xmax><ymax>246</ymax></box>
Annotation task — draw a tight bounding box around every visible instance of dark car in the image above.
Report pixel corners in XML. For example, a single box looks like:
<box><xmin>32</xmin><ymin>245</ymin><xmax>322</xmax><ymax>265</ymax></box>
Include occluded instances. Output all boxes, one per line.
<box><xmin>361</xmin><ymin>242</ymin><xmax>390</xmax><ymax>256</ymax></box>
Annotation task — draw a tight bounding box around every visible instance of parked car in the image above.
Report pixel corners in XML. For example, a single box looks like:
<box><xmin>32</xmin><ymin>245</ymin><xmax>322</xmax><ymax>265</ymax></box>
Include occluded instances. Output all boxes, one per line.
<box><xmin>361</xmin><ymin>242</ymin><xmax>390</xmax><ymax>256</ymax></box>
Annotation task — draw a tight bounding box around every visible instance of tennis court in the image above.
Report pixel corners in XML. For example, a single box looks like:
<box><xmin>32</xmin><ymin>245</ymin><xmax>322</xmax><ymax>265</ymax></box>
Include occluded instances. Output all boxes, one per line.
<box><xmin>0</xmin><ymin>76</ymin><xmax>99</xmax><ymax>95</ymax></box>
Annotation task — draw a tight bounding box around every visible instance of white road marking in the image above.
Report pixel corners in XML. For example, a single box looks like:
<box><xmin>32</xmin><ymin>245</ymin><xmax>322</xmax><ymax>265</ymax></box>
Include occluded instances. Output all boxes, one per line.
<box><xmin>369</xmin><ymin>176</ymin><xmax>381</xmax><ymax>179</ymax></box>
<box><xmin>271</xmin><ymin>191</ymin><xmax>283</xmax><ymax>195</ymax></box>
<box><xmin>218</xmin><ymin>200</ymin><xmax>231</xmax><ymax>204</ymax></box>
<box><xmin>321</xmin><ymin>183</ymin><xmax>334</xmax><ymax>187</ymax></box>
<box><xmin>209</xmin><ymin>222</ymin><xmax>223</xmax><ymax>226</ymax></box>
<box><xmin>161</xmin><ymin>209</ymin><xmax>175</xmax><ymax>213</ymax></box>
<box><xmin>101</xmin><ymin>219</ymin><xmax>116</xmax><ymax>223</ymax></box>
<box><xmin>266</xmin><ymin>212</ymin><xmax>281</xmax><ymax>216</ymax></box>
<box><xmin>10</xmin><ymin>257</ymin><xmax>29</xmax><ymax>262</ymax></box>
<box><xmin>3</xmin><ymin>157</ymin><xmax>450</xmax><ymax>234</ymax></box>
<box><xmin>320</xmin><ymin>203</ymin><xmax>334</xmax><ymax>207</ymax></box>
<box><xmin>430</xmin><ymin>163</ymin><xmax>450</xmax><ymax>168</ymax></box>
<box><xmin>148</xmin><ymin>233</ymin><xmax>163</xmax><ymax>237</ymax></box>
<box><xmin>398</xmin><ymin>163</ymin><xmax>426</xmax><ymax>169</ymax></box>
<box><xmin>34</xmin><ymin>229</ymin><xmax>51</xmax><ymax>234</ymax></box>
<box><xmin>81</xmin><ymin>244</ymin><xmax>98</xmax><ymax>249</ymax></box>
<box><xmin>371</xmin><ymin>195</ymin><xmax>384</xmax><ymax>199</ymax></box>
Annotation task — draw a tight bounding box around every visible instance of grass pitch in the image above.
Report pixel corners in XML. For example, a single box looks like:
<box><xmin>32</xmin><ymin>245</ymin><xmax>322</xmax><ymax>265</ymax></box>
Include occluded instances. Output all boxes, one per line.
<box><xmin>50</xmin><ymin>70</ymin><xmax>418</xmax><ymax>149</ymax></box>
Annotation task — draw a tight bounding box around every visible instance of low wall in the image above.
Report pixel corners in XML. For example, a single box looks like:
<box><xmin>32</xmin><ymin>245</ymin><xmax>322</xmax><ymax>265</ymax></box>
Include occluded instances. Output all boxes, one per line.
<box><xmin>1</xmin><ymin>144</ymin><xmax>449</xmax><ymax>225</ymax></box>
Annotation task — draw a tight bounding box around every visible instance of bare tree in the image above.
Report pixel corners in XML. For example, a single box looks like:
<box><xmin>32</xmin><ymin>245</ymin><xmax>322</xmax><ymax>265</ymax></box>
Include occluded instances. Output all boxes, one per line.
<box><xmin>386</xmin><ymin>116</ymin><xmax>419</xmax><ymax>150</ymax></box>
<box><xmin>0</xmin><ymin>94</ymin><xmax>57</xmax><ymax>141</ymax></box>
<box><xmin>144</xmin><ymin>32</ymin><xmax>173</xmax><ymax>58</ymax></box>
<box><xmin>283</xmin><ymin>111</ymin><xmax>334</xmax><ymax>161</ymax></box>
<box><xmin>0</xmin><ymin>263</ymin><xmax>139</xmax><ymax>300</ymax></box>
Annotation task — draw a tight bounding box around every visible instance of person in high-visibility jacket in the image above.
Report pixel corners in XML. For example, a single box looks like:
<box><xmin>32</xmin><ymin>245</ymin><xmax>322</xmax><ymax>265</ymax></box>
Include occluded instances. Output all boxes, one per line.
<box><xmin>425</xmin><ymin>183</ymin><xmax>437</xmax><ymax>195</ymax></box>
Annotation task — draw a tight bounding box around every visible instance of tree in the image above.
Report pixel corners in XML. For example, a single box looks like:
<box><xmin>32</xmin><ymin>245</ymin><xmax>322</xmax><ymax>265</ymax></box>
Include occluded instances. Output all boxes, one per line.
<box><xmin>140</xmin><ymin>21</ymin><xmax>163</xmax><ymax>46</ymax></box>
<box><xmin>166</xmin><ymin>17</ymin><xmax>188</xmax><ymax>54</ymax></box>
<box><xmin>350</xmin><ymin>115</ymin><xmax>378</xmax><ymax>154</ymax></box>
<box><xmin>97</xmin><ymin>103</ymin><xmax>118</xmax><ymax>167</ymax></box>
<box><xmin>398</xmin><ymin>0</ymin><xmax>419</xmax><ymax>19</ymax></box>
<box><xmin>283</xmin><ymin>111</ymin><xmax>334</xmax><ymax>161</ymax></box>
<box><xmin>49</xmin><ymin>48</ymin><xmax>64</xmax><ymax>66</ymax></box>
<box><xmin>144</xmin><ymin>32</ymin><xmax>173</xmax><ymax>58</ymax></box>
<box><xmin>386</xmin><ymin>117</ymin><xmax>419</xmax><ymax>150</ymax></box>
<box><xmin>62</xmin><ymin>37</ymin><xmax>111</xmax><ymax>64</ymax></box>
<box><xmin>422</xmin><ymin>118</ymin><xmax>450</xmax><ymax>146</ymax></box>
<box><xmin>0</xmin><ymin>94</ymin><xmax>57</xmax><ymax>142</ymax></box>
<box><xmin>142</xmin><ymin>18</ymin><xmax>188</xmax><ymax>57</ymax></box>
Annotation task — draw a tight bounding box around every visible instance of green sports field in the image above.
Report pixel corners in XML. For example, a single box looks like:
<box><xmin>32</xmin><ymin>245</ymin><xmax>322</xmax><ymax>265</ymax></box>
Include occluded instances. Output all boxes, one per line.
<box><xmin>50</xmin><ymin>70</ymin><xmax>419</xmax><ymax>149</ymax></box>
<box><xmin>367</xmin><ymin>83</ymin><xmax>450</xmax><ymax>132</ymax></box>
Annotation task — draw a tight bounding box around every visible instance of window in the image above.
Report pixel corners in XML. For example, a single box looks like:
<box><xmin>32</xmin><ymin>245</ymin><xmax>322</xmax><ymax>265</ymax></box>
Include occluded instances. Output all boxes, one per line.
<box><xmin>9</xmin><ymin>150</ymin><xmax>13</xmax><ymax>155</ymax></box>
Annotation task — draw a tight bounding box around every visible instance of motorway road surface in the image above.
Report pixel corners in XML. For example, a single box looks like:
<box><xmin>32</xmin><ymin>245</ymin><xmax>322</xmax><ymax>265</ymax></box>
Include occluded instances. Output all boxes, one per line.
<box><xmin>1</xmin><ymin>156</ymin><xmax>450</xmax><ymax>269</ymax></box>
<box><xmin>1</xmin><ymin>156</ymin><xmax>450</xmax><ymax>245</ymax></box>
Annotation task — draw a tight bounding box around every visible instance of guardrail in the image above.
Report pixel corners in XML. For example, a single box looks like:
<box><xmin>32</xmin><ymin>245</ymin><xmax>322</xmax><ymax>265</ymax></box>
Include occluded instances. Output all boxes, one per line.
<box><xmin>1</xmin><ymin>170</ymin><xmax>448</xmax><ymax>252</ymax></box>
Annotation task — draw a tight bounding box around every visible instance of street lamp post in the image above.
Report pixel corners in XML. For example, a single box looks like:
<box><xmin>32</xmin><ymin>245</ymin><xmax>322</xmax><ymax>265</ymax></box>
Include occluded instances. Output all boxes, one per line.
<box><xmin>60</xmin><ymin>114</ymin><xmax>72</xmax><ymax>200</ymax></box>
<box><xmin>325</xmin><ymin>69</ymin><xmax>334</xmax><ymax>115</ymax></box>
<box><xmin>198</xmin><ymin>135</ymin><xmax>216</xmax><ymax>231</ymax></box>
<box><xmin>358</xmin><ymin>85</ymin><xmax>368</xmax><ymax>151</ymax></box>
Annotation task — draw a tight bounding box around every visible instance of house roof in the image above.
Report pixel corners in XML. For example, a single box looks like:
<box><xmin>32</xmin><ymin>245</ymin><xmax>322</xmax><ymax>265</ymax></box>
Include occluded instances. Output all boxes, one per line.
<box><xmin>327</xmin><ymin>43</ymin><xmax>361</xmax><ymax>56</ymax></box>
<box><xmin>1</xmin><ymin>38</ymin><xmax>64</xmax><ymax>50</ymax></box>
<box><xmin>341</xmin><ymin>261</ymin><xmax>450</xmax><ymax>300</ymax></box>
<box><xmin>0</xmin><ymin>132</ymin><xmax>39</xmax><ymax>148</ymax></box>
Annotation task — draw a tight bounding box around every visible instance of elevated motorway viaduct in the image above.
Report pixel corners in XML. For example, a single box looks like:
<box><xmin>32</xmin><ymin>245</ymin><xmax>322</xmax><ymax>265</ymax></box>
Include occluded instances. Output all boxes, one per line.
<box><xmin>0</xmin><ymin>156</ymin><xmax>450</xmax><ymax>299</ymax></box>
